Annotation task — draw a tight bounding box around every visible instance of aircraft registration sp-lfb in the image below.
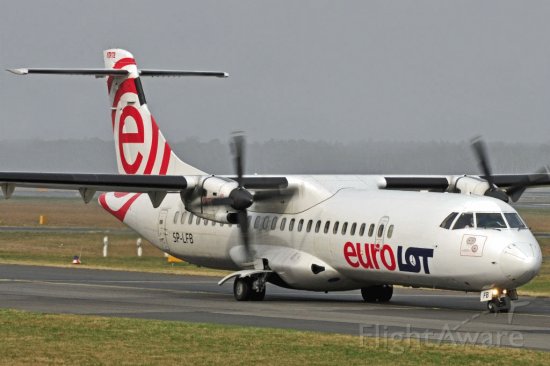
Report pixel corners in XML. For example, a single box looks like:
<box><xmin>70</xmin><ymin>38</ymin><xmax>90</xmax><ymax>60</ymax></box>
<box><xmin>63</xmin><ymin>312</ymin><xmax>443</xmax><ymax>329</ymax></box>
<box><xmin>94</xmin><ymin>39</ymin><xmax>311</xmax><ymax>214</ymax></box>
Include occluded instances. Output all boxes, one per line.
<box><xmin>3</xmin><ymin>49</ymin><xmax>545</xmax><ymax>313</ymax></box>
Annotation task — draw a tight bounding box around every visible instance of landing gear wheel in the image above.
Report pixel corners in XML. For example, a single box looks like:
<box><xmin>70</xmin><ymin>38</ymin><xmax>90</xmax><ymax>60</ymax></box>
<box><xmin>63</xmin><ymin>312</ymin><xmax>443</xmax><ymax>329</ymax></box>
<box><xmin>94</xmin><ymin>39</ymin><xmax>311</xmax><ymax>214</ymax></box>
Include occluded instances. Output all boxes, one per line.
<box><xmin>234</xmin><ymin>277</ymin><xmax>252</xmax><ymax>301</ymax></box>
<box><xmin>233</xmin><ymin>277</ymin><xmax>266</xmax><ymax>301</ymax></box>
<box><xmin>487</xmin><ymin>296</ymin><xmax>511</xmax><ymax>313</ymax></box>
<box><xmin>361</xmin><ymin>285</ymin><xmax>393</xmax><ymax>303</ymax></box>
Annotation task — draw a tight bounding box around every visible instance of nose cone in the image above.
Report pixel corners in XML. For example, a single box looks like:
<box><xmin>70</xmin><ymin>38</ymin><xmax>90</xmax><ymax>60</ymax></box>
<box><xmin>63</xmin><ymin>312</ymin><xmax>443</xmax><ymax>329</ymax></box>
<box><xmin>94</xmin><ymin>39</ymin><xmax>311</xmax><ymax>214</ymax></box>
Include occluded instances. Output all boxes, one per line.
<box><xmin>500</xmin><ymin>242</ymin><xmax>542</xmax><ymax>286</ymax></box>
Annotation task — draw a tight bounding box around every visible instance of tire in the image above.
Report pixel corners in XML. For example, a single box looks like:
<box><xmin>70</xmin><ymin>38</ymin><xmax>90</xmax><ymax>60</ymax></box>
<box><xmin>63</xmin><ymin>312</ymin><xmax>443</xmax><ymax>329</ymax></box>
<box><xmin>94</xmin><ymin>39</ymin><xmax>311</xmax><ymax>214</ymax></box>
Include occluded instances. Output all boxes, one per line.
<box><xmin>487</xmin><ymin>299</ymin><xmax>499</xmax><ymax>313</ymax></box>
<box><xmin>234</xmin><ymin>277</ymin><xmax>252</xmax><ymax>301</ymax></box>
<box><xmin>361</xmin><ymin>285</ymin><xmax>392</xmax><ymax>303</ymax></box>
<box><xmin>500</xmin><ymin>296</ymin><xmax>511</xmax><ymax>313</ymax></box>
<box><xmin>361</xmin><ymin>287</ymin><xmax>378</xmax><ymax>302</ymax></box>
<box><xmin>379</xmin><ymin>285</ymin><xmax>393</xmax><ymax>302</ymax></box>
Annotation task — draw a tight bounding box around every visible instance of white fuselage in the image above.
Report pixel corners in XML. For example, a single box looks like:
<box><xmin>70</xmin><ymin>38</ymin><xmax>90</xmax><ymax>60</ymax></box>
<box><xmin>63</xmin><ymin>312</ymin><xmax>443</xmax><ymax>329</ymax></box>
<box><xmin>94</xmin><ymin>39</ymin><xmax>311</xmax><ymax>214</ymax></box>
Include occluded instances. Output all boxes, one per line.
<box><xmin>104</xmin><ymin>175</ymin><xmax>543</xmax><ymax>293</ymax></box>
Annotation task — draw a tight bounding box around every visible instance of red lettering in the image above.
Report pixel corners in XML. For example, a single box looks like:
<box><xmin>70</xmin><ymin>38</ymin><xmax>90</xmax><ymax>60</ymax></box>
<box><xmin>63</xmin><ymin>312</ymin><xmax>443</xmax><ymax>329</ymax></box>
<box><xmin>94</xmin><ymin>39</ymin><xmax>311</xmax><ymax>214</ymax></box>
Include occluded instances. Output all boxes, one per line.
<box><xmin>380</xmin><ymin>244</ymin><xmax>397</xmax><ymax>271</ymax></box>
<box><xmin>370</xmin><ymin>243</ymin><xmax>381</xmax><ymax>269</ymax></box>
<box><xmin>118</xmin><ymin>106</ymin><xmax>144</xmax><ymax>174</ymax></box>
<box><xmin>356</xmin><ymin>243</ymin><xmax>373</xmax><ymax>269</ymax></box>
<box><xmin>343</xmin><ymin>242</ymin><xmax>359</xmax><ymax>268</ymax></box>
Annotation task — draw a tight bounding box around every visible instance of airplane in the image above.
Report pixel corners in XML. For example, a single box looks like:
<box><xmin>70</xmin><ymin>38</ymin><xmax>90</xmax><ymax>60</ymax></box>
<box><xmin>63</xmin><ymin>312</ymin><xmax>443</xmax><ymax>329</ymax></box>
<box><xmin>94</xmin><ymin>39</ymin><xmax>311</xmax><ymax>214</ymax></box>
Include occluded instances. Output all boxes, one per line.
<box><xmin>2</xmin><ymin>48</ymin><xmax>545</xmax><ymax>313</ymax></box>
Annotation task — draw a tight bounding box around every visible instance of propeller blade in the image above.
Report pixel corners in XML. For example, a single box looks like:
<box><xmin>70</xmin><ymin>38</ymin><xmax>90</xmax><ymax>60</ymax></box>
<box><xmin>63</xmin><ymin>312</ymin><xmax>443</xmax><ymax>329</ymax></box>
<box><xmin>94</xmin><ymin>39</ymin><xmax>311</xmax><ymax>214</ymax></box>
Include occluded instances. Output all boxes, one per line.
<box><xmin>237</xmin><ymin>209</ymin><xmax>251</xmax><ymax>259</ymax></box>
<box><xmin>471</xmin><ymin>136</ymin><xmax>495</xmax><ymax>188</ymax></box>
<box><xmin>230</xmin><ymin>132</ymin><xmax>245</xmax><ymax>187</ymax></box>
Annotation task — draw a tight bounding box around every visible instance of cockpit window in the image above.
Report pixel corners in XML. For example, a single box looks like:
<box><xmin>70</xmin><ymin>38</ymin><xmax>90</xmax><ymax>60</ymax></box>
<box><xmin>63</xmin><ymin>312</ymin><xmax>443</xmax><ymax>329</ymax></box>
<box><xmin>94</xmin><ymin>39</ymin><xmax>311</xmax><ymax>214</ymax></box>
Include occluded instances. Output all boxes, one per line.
<box><xmin>440</xmin><ymin>212</ymin><xmax>458</xmax><ymax>229</ymax></box>
<box><xmin>452</xmin><ymin>213</ymin><xmax>474</xmax><ymax>230</ymax></box>
<box><xmin>504</xmin><ymin>213</ymin><xmax>527</xmax><ymax>229</ymax></box>
<box><xmin>476</xmin><ymin>213</ymin><xmax>507</xmax><ymax>229</ymax></box>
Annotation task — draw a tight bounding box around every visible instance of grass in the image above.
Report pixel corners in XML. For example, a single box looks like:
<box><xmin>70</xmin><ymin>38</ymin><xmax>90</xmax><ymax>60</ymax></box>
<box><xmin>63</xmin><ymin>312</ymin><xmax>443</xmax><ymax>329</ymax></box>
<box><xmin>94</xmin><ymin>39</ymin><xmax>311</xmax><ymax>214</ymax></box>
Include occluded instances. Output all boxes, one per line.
<box><xmin>0</xmin><ymin>309</ymin><xmax>548</xmax><ymax>366</ymax></box>
<box><xmin>0</xmin><ymin>231</ymin><xmax>229</xmax><ymax>276</ymax></box>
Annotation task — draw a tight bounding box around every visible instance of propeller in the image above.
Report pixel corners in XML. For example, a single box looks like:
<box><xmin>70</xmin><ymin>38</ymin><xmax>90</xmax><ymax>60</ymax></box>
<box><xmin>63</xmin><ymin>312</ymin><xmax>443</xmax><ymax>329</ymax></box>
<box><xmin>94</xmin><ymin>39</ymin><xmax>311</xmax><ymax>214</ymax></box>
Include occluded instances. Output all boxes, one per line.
<box><xmin>471</xmin><ymin>137</ymin><xmax>550</xmax><ymax>202</ymax></box>
<box><xmin>471</xmin><ymin>136</ymin><xmax>510</xmax><ymax>202</ymax></box>
<box><xmin>229</xmin><ymin>132</ymin><xmax>253</xmax><ymax>259</ymax></box>
<box><xmin>208</xmin><ymin>132</ymin><xmax>293</xmax><ymax>261</ymax></box>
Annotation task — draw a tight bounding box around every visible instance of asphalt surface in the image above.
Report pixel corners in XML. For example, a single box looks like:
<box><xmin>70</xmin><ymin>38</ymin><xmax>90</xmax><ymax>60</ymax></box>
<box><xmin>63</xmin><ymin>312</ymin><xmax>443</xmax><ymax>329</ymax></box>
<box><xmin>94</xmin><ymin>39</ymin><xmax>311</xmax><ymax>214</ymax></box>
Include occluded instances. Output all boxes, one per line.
<box><xmin>0</xmin><ymin>264</ymin><xmax>549</xmax><ymax>350</ymax></box>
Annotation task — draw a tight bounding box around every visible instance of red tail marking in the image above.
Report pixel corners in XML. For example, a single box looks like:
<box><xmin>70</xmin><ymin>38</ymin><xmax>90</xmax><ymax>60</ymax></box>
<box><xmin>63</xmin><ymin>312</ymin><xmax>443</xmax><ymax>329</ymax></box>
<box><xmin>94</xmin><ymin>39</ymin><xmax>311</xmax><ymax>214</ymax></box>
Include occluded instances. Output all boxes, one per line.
<box><xmin>118</xmin><ymin>106</ymin><xmax>144</xmax><ymax>174</ymax></box>
<box><xmin>159</xmin><ymin>142</ymin><xmax>171</xmax><ymax>175</ymax></box>
<box><xmin>98</xmin><ymin>193</ymin><xmax>141</xmax><ymax>222</ymax></box>
<box><xmin>143</xmin><ymin>116</ymin><xmax>160</xmax><ymax>175</ymax></box>
<box><xmin>107</xmin><ymin>58</ymin><xmax>136</xmax><ymax>94</ymax></box>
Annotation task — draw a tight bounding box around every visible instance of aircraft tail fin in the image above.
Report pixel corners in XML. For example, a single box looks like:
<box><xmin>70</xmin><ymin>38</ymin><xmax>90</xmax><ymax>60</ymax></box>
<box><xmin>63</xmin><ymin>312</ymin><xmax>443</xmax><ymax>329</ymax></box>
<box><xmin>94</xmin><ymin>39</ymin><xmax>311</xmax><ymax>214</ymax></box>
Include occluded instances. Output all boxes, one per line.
<box><xmin>104</xmin><ymin>49</ymin><xmax>205</xmax><ymax>176</ymax></box>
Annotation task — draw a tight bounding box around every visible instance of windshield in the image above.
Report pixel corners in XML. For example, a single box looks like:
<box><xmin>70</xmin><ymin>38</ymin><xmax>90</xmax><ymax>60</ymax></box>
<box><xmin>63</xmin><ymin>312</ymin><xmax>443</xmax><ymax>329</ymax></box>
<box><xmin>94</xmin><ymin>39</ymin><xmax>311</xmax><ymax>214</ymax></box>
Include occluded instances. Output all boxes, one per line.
<box><xmin>475</xmin><ymin>213</ymin><xmax>507</xmax><ymax>229</ymax></box>
<box><xmin>452</xmin><ymin>213</ymin><xmax>474</xmax><ymax>230</ymax></box>
<box><xmin>504</xmin><ymin>212</ymin><xmax>527</xmax><ymax>229</ymax></box>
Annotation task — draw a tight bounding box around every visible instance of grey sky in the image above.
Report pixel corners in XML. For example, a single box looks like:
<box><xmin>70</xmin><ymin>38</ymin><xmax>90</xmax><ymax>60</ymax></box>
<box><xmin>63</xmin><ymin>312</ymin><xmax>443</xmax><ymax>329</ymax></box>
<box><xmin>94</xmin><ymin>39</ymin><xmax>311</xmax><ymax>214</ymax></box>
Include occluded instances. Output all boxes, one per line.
<box><xmin>1</xmin><ymin>1</ymin><xmax>550</xmax><ymax>143</ymax></box>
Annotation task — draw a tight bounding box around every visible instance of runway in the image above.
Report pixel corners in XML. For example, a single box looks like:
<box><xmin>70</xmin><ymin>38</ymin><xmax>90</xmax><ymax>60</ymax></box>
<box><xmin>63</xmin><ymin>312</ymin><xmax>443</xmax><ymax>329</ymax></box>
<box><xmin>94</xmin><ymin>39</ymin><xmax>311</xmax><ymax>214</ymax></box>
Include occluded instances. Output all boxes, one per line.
<box><xmin>0</xmin><ymin>264</ymin><xmax>549</xmax><ymax>350</ymax></box>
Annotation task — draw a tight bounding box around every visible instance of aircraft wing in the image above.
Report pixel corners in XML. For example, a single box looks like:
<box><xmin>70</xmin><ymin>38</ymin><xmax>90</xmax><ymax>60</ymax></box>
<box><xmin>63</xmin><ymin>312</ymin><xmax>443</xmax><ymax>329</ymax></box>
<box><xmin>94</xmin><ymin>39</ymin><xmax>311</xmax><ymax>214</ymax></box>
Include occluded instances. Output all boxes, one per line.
<box><xmin>0</xmin><ymin>172</ymin><xmax>288</xmax><ymax>208</ymax></box>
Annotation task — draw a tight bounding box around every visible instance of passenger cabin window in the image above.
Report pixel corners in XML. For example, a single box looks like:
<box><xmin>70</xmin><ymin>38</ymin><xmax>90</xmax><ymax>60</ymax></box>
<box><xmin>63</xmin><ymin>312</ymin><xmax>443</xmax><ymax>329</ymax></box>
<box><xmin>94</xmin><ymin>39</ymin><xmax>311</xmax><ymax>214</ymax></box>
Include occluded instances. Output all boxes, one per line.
<box><xmin>271</xmin><ymin>217</ymin><xmax>278</xmax><ymax>230</ymax></box>
<box><xmin>262</xmin><ymin>216</ymin><xmax>270</xmax><ymax>230</ymax></box>
<box><xmin>324</xmin><ymin>221</ymin><xmax>331</xmax><ymax>234</ymax></box>
<box><xmin>452</xmin><ymin>213</ymin><xmax>474</xmax><ymax>230</ymax></box>
<box><xmin>203</xmin><ymin>219</ymin><xmax>208</xmax><ymax>225</ymax></box>
<box><xmin>174</xmin><ymin>211</ymin><xmax>180</xmax><ymax>224</ymax></box>
<box><xmin>306</xmin><ymin>220</ymin><xmax>313</xmax><ymax>232</ymax></box>
<box><xmin>476</xmin><ymin>213</ymin><xmax>507</xmax><ymax>229</ymax></box>
<box><xmin>377</xmin><ymin>224</ymin><xmax>384</xmax><ymax>238</ymax></box>
<box><xmin>504</xmin><ymin>213</ymin><xmax>527</xmax><ymax>229</ymax></box>
<box><xmin>289</xmin><ymin>219</ymin><xmax>295</xmax><ymax>231</ymax></box>
<box><xmin>440</xmin><ymin>212</ymin><xmax>458</xmax><ymax>229</ymax></box>
<box><xmin>315</xmin><ymin>220</ymin><xmax>321</xmax><ymax>233</ymax></box>
<box><xmin>254</xmin><ymin>216</ymin><xmax>261</xmax><ymax>229</ymax></box>
<box><xmin>350</xmin><ymin>223</ymin><xmax>357</xmax><ymax>236</ymax></box>
<box><xmin>368</xmin><ymin>224</ymin><xmax>375</xmax><ymax>237</ymax></box>
<box><xmin>298</xmin><ymin>219</ymin><xmax>304</xmax><ymax>232</ymax></box>
<box><xmin>196</xmin><ymin>216</ymin><xmax>201</xmax><ymax>225</ymax></box>
<box><xmin>387</xmin><ymin>225</ymin><xmax>394</xmax><ymax>238</ymax></box>
<box><xmin>359</xmin><ymin>223</ymin><xmax>366</xmax><ymax>236</ymax></box>
<box><xmin>280</xmin><ymin>218</ymin><xmax>287</xmax><ymax>231</ymax></box>
<box><xmin>341</xmin><ymin>222</ymin><xmax>348</xmax><ymax>235</ymax></box>
<box><xmin>333</xmin><ymin>221</ymin><xmax>340</xmax><ymax>234</ymax></box>
<box><xmin>188</xmin><ymin>213</ymin><xmax>194</xmax><ymax>225</ymax></box>
<box><xmin>180</xmin><ymin>212</ymin><xmax>187</xmax><ymax>225</ymax></box>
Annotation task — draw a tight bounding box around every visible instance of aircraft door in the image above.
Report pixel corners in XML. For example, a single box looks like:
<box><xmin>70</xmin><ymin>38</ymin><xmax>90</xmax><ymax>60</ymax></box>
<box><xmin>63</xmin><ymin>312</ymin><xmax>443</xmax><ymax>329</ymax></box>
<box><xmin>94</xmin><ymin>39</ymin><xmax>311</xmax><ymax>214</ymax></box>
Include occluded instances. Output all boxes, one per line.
<box><xmin>158</xmin><ymin>209</ymin><xmax>170</xmax><ymax>253</ymax></box>
<box><xmin>375</xmin><ymin>216</ymin><xmax>389</xmax><ymax>245</ymax></box>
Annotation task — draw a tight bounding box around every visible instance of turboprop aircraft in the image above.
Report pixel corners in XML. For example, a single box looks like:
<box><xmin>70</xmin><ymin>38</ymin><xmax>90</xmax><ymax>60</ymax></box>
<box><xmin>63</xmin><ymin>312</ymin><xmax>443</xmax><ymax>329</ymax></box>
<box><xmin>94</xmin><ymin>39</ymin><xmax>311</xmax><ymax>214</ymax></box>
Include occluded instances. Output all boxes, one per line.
<box><xmin>2</xmin><ymin>49</ymin><xmax>545</xmax><ymax>313</ymax></box>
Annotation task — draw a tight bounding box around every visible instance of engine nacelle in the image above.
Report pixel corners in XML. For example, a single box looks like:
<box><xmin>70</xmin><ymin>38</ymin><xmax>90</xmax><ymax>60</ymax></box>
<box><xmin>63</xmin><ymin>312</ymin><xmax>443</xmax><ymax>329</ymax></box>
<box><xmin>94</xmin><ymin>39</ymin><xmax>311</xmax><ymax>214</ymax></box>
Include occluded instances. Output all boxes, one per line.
<box><xmin>453</xmin><ymin>176</ymin><xmax>491</xmax><ymax>196</ymax></box>
<box><xmin>182</xmin><ymin>176</ymin><xmax>239</xmax><ymax>224</ymax></box>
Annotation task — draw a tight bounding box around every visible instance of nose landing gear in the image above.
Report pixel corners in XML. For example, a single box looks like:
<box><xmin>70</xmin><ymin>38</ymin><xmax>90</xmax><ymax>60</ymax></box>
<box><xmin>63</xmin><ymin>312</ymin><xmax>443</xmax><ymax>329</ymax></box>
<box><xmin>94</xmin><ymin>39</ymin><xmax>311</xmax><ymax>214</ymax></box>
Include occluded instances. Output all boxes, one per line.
<box><xmin>483</xmin><ymin>288</ymin><xmax>516</xmax><ymax>313</ymax></box>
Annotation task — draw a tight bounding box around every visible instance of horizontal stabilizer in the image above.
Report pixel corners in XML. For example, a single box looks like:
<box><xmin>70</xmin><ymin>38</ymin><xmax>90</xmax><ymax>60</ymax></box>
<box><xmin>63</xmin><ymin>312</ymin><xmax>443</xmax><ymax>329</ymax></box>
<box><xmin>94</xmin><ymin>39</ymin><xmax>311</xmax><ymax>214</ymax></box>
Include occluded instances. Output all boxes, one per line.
<box><xmin>7</xmin><ymin>68</ymin><xmax>228</xmax><ymax>78</ymax></box>
<box><xmin>7</xmin><ymin>68</ymin><xmax>128</xmax><ymax>77</ymax></box>
<box><xmin>139</xmin><ymin>70</ymin><xmax>228</xmax><ymax>78</ymax></box>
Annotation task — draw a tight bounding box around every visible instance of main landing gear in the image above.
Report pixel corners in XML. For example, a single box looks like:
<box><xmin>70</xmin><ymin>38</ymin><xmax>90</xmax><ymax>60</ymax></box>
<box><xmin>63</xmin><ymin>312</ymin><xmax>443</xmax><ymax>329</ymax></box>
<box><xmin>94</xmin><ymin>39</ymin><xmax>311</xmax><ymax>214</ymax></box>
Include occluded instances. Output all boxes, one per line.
<box><xmin>233</xmin><ymin>276</ymin><xmax>266</xmax><ymax>301</ymax></box>
<box><xmin>361</xmin><ymin>284</ymin><xmax>393</xmax><ymax>303</ymax></box>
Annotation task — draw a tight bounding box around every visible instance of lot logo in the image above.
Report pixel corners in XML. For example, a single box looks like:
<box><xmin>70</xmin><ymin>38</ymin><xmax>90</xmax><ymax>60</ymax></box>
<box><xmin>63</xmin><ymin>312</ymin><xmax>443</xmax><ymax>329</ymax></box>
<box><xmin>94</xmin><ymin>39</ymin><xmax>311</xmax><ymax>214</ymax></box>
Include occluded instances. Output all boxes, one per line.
<box><xmin>343</xmin><ymin>242</ymin><xmax>434</xmax><ymax>274</ymax></box>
